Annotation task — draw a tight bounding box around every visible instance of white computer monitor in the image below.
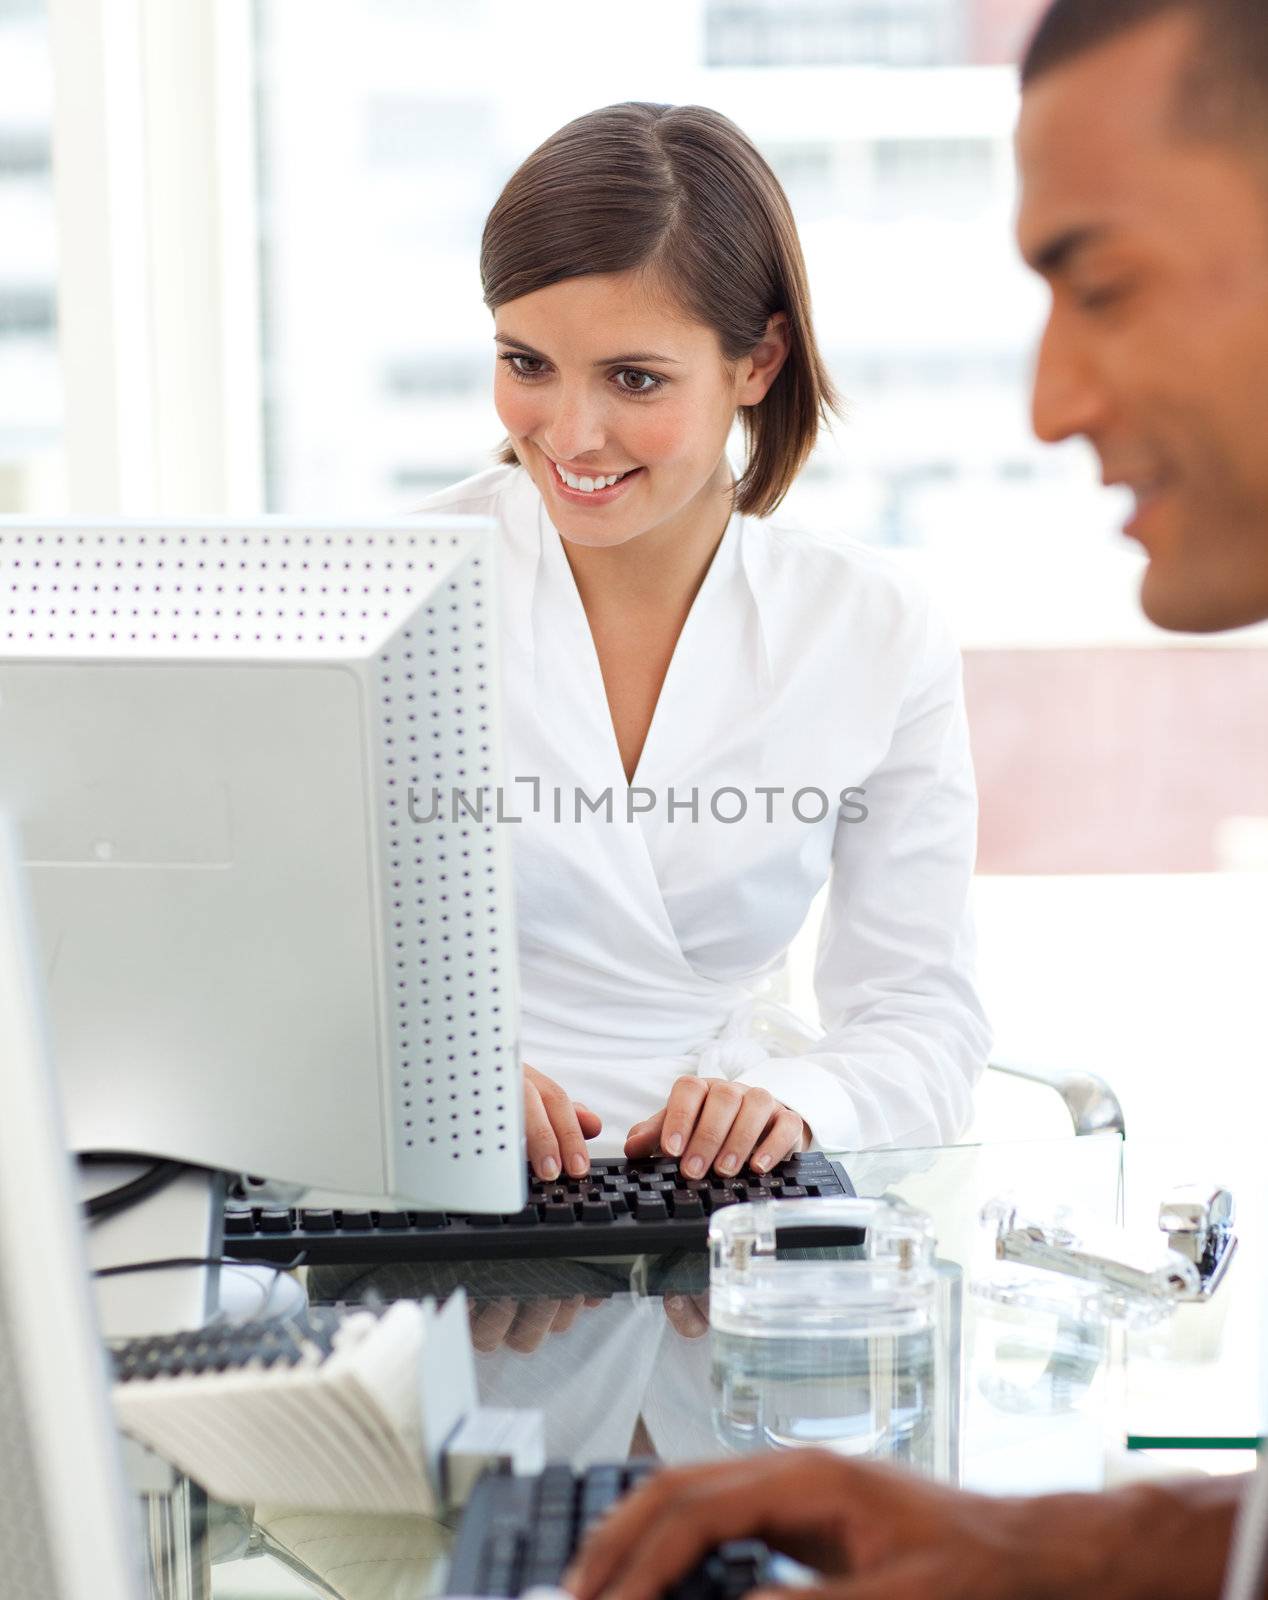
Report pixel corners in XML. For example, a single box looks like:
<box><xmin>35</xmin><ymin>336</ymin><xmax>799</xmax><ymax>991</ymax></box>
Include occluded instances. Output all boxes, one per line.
<box><xmin>0</xmin><ymin>817</ymin><xmax>141</xmax><ymax>1600</ymax></box>
<box><xmin>0</xmin><ymin>516</ymin><xmax>525</xmax><ymax>1214</ymax></box>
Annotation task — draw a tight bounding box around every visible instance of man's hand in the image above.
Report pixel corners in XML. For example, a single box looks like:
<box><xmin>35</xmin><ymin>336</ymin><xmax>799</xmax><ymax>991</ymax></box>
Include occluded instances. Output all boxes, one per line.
<box><xmin>625</xmin><ymin>1078</ymin><xmax>806</xmax><ymax>1178</ymax></box>
<box><xmin>564</xmin><ymin>1453</ymin><xmax>1032</xmax><ymax>1600</ymax></box>
<box><xmin>563</xmin><ymin>1451</ymin><xmax>1240</xmax><ymax>1600</ymax></box>
<box><xmin>524</xmin><ymin>1064</ymin><xmax>601</xmax><ymax>1180</ymax></box>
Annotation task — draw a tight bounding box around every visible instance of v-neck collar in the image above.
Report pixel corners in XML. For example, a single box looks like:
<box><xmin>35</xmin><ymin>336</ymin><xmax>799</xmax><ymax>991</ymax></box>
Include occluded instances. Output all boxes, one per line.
<box><xmin>533</xmin><ymin>486</ymin><xmax>745</xmax><ymax>794</ymax></box>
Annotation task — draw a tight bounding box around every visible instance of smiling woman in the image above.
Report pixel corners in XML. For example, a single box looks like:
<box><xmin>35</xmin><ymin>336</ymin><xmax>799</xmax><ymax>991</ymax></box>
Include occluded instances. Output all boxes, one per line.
<box><xmin>483</xmin><ymin>101</ymin><xmax>834</xmax><ymax>522</ymax></box>
<box><xmin>414</xmin><ymin>101</ymin><xmax>992</xmax><ymax>1182</ymax></box>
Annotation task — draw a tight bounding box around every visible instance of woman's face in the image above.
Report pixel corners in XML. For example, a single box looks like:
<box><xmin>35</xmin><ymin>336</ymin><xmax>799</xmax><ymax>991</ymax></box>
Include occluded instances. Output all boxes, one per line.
<box><xmin>493</xmin><ymin>270</ymin><xmax>784</xmax><ymax>550</ymax></box>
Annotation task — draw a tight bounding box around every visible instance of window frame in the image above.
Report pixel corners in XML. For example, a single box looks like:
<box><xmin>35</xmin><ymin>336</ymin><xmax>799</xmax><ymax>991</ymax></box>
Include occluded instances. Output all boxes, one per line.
<box><xmin>47</xmin><ymin>0</ymin><xmax>262</xmax><ymax>512</ymax></box>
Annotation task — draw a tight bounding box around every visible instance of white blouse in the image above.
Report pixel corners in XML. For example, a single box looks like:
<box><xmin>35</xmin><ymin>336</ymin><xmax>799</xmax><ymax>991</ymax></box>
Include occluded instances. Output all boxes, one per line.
<box><xmin>418</xmin><ymin>464</ymin><xmax>991</xmax><ymax>1154</ymax></box>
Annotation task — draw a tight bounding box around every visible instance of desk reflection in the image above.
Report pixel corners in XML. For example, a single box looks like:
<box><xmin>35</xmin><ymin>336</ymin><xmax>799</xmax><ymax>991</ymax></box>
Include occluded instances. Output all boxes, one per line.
<box><xmin>307</xmin><ymin>1249</ymin><xmax>958</xmax><ymax>1476</ymax></box>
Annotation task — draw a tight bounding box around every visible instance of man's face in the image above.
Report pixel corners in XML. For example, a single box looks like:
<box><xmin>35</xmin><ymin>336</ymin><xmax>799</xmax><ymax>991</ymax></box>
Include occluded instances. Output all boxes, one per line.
<box><xmin>1017</xmin><ymin>13</ymin><xmax>1268</xmax><ymax>633</ymax></box>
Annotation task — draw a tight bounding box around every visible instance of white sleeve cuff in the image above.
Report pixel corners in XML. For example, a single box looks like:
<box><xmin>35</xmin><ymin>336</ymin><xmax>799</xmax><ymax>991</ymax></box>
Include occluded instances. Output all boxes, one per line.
<box><xmin>732</xmin><ymin>1060</ymin><xmax>865</xmax><ymax>1153</ymax></box>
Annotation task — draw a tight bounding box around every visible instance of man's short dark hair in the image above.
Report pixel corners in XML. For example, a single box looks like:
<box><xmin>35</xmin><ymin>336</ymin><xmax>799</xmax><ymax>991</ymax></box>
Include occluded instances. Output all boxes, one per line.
<box><xmin>1021</xmin><ymin>0</ymin><xmax>1268</xmax><ymax>148</ymax></box>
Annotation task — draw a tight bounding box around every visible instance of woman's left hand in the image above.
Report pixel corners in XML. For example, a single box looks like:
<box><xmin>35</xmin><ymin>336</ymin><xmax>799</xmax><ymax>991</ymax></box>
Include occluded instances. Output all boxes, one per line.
<box><xmin>624</xmin><ymin>1080</ymin><xmax>808</xmax><ymax>1178</ymax></box>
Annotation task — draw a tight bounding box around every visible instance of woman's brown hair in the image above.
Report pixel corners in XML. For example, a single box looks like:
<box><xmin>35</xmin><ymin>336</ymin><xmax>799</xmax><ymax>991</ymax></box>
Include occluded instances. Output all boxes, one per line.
<box><xmin>480</xmin><ymin>102</ymin><xmax>840</xmax><ymax>519</ymax></box>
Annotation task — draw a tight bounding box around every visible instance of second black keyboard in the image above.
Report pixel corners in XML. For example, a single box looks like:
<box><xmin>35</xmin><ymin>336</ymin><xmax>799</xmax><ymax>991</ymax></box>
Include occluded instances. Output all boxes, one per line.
<box><xmin>446</xmin><ymin>1461</ymin><xmax>775</xmax><ymax>1598</ymax></box>
<box><xmin>224</xmin><ymin>1151</ymin><xmax>858</xmax><ymax>1264</ymax></box>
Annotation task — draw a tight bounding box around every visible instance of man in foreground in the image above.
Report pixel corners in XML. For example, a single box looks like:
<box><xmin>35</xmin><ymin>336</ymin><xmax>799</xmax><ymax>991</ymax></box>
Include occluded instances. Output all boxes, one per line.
<box><xmin>564</xmin><ymin>1</ymin><xmax>1268</xmax><ymax>1596</ymax></box>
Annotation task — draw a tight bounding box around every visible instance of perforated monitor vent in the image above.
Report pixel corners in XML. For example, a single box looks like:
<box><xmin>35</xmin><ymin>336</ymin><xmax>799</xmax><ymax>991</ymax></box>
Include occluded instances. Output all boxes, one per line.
<box><xmin>0</xmin><ymin>521</ymin><xmax>470</xmax><ymax>656</ymax></box>
<box><xmin>373</xmin><ymin>542</ymin><xmax>521</xmax><ymax>1191</ymax></box>
<box><xmin>0</xmin><ymin>1257</ymin><xmax>59</xmax><ymax>1597</ymax></box>
<box><xmin>0</xmin><ymin>516</ymin><xmax>523</xmax><ymax>1203</ymax></box>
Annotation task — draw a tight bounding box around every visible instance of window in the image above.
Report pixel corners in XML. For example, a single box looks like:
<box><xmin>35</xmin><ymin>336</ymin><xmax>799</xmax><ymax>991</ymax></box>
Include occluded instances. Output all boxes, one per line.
<box><xmin>253</xmin><ymin>0</ymin><xmax>506</xmax><ymax>511</ymax></box>
<box><xmin>251</xmin><ymin>0</ymin><xmax>1064</xmax><ymax>554</ymax></box>
<box><xmin>870</xmin><ymin>136</ymin><xmax>996</xmax><ymax>215</ymax></box>
<box><xmin>245</xmin><ymin>0</ymin><xmax>1267</xmax><ymax>1139</ymax></box>
<box><xmin>0</xmin><ymin>0</ymin><xmax>64</xmax><ymax>511</ymax></box>
<box><xmin>706</xmin><ymin>0</ymin><xmax>964</xmax><ymax>68</ymax></box>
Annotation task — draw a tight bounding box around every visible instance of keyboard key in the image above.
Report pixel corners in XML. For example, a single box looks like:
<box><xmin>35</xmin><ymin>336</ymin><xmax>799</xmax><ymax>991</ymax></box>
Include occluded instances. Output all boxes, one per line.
<box><xmin>537</xmin><ymin>1462</ymin><xmax>576</xmax><ymax>1508</ymax></box>
<box><xmin>580</xmin><ymin>1199</ymin><xmax>614</xmax><ymax>1223</ymax></box>
<box><xmin>501</xmin><ymin>1207</ymin><xmax>538</xmax><ymax>1226</ymax></box>
<box><xmin>670</xmin><ymin>1193</ymin><xmax>705</xmax><ymax>1221</ymax></box>
<box><xmin>481</xmin><ymin>1527</ymin><xmax>522</xmax><ymax>1597</ymax></box>
<box><xmin>374</xmin><ymin>1211</ymin><xmax>409</xmax><ymax>1230</ymax></box>
<box><xmin>298</xmin><ymin>1209</ymin><xmax>336</xmax><ymax>1231</ymax></box>
<box><xmin>540</xmin><ymin>1461</ymin><xmax>576</xmax><ymax>1484</ymax></box>
<box><xmin>522</xmin><ymin>1561</ymin><xmax>567</xmax><ymax>1589</ymax></box>
<box><xmin>224</xmin><ymin>1210</ymin><xmax>253</xmax><ymax>1236</ymax></box>
<box><xmin>338</xmin><ymin>1209</ymin><xmax>372</xmax><ymax>1230</ymax></box>
<box><xmin>526</xmin><ymin>1523</ymin><xmax>574</xmax><ymax>1558</ymax></box>
<box><xmin>716</xmin><ymin>1540</ymin><xmax>772</xmax><ymax>1599</ymax></box>
<box><xmin>582</xmin><ymin>1465</ymin><xmax>623</xmax><ymax>1509</ymax></box>
<box><xmin>632</xmin><ymin>1195</ymin><xmax>669</xmax><ymax>1222</ymax></box>
<box><xmin>408</xmin><ymin>1212</ymin><xmax>446</xmax><ymax>1228</ymax></box>
<box><xmin>543</xmin><ymin>1202</ymin><xmax>577</xmax><ymax>1226</ymax></box>
<box><xmin>445</xmin><ymin>1462</ymin><xmax>776</xmax><ymax>1600</ymax></box>
<box><xmin>498</xmin><ymin>1475</ymin><xmax>541</xmax><ymax>1518</ymax></box>
<box><xmin>259</xmin><ymin>1209</ymin><xmax>294</xmax><ymax>1234</ymax></box>
<box><xmin>721</xmin><ymin>1539</ymin><xmax>771</xmax><ymax>1567</ymax></box>
<box><xmin>670</xmin><ymin>1572</ymin><xmax>716</xmax><ymax>1600</ymax></box>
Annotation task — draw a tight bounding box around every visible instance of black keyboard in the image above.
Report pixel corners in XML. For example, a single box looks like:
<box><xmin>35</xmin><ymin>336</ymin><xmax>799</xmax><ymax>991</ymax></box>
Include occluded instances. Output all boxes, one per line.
<box><xmin>446</xmin><ymin>1461</ymin><xmax>774</xmax><ymax>1598</ymax></box>
<box><xmin>111</xmin><ymin>1307</ymin><xmax>348</xmax><ymax>1383</ymax></box>
<box><xmin>224</xmin><ymin>1152</ymin><xmax>858</xmax><ymax>1265</ymax></box>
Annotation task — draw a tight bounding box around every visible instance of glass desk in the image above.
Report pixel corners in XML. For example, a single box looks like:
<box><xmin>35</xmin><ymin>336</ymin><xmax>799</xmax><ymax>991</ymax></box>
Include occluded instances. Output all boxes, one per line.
<box><xmin>130</xmin><ymin>1133</ymin><xmax>1258</xmax><ymax>1600</ymax></box>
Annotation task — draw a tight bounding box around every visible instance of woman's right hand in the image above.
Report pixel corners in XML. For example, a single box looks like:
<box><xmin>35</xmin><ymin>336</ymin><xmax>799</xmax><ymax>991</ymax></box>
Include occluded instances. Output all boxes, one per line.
<box><xmin>524</xmin><ymin>1064</ymin><xmax>601</xmax><ymax>1180</ymax></box>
